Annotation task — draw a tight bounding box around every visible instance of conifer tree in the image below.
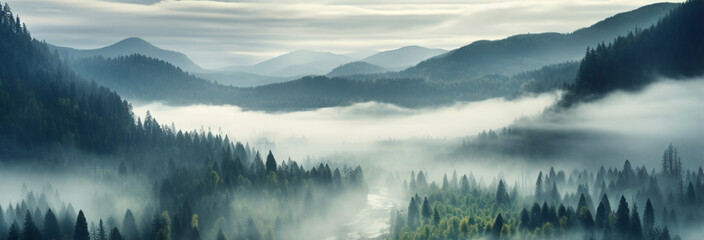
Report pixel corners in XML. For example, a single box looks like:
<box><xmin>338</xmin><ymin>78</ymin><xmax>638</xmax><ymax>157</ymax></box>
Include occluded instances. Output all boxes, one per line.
<box><xmin>496</xmin><ymin>180</ymin><xmax>509</xmax><ymax>205</ymax></box>
<box><xmin>7</xmin><ymin>222</ymin><xmax>19</xmax><ymax>240</ymax></box>
<box><xmin>74</xmin><ymin>210</ymin><xmax>89</xmax><ymax>240</ymax></box>
<box><xmin>421</xmin><ymin>197</ymin><xmax>432</xmax><ymax>221</ymax></box>
<box><xmin>21</xmin><ymin>211</ymin><xmax>41</xmax><ymax>240</ymax></box>
<box><xmin>643</xmin><ymin>199</ymin><xmax>655</xmax><ymax>236</ymax></box>
<box><xmin>108</xmin><ymin>227</ymin><xmax>122</xmax><ymax>240</ymax></box>
<box><xmin>43</xmin><ymin>209</ymin><xmax>60</xmax><ymax>240</ymax></box>
<box><xmin>491</xmin><ymin>214</ymin><xmax>504</xmax><ymax>237</ymax></box>
<box><xmin>615</xmin><ymin>196</ymin><xmax>630</xmax><ymax>237</ymax></box>
<box><xmin>630</xmin><ymin>203</ymin><xmax>642</xmax><ymax>240</ymax></box>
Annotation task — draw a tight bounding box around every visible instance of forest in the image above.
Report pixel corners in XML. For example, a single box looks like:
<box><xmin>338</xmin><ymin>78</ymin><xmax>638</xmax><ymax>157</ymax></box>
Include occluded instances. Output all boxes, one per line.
<box><xmin>1</xmin><ymin>0</ymin><xmax>703</xmax><ymax>240</ymax></box>
<box><xmin>391</xmin><ymin>145</ymin><xmax>703</xmax><ymax>240</ymax></box>
<box><xmin>0</xmin><ymin>2</ymin><xmax>367</xmax><ymax>240</ymax></box>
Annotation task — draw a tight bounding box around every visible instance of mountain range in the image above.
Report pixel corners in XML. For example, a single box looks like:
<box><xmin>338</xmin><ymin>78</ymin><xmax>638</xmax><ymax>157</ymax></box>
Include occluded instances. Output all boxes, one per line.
<box><xmin>49</xmin><ymin>37</ymin><xmax>204</xmax><ymax>73</ymax></box>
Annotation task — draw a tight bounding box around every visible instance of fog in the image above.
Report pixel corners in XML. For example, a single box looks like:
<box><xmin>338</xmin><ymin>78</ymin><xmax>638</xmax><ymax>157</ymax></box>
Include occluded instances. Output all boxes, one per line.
<box><xmin>508</xmin><ymin>79</ymin><xmax>704</xmax><ymax>169</ymax></box>
<box><xmin>133</xmin><ymin>92</ymin><xmax>560</xmax><ymax>160</ymax></box>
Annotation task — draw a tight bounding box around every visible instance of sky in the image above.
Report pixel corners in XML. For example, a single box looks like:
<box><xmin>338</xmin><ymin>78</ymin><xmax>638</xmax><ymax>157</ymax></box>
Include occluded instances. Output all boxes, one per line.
<box><xmin>9</xmin><ymin>0</ymin><xmax>675</xmax><ymax>68</ymax></box>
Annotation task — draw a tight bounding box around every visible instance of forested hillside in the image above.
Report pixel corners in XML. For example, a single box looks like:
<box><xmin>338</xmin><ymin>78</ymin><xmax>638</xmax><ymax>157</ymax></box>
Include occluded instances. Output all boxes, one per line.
<box><xmin>561</xmin><ymin>0</ymin><xmax>704</xmax><ymax>105</ymax></box>
<box><xmin>0</xmin><ymin>3</ymin><xmax>368</xmax><ymax>240</ymax></box>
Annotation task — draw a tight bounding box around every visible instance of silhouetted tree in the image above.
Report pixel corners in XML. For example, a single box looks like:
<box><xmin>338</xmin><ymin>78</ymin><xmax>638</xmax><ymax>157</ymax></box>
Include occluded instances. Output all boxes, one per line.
<box><xmin>21</xmin><ymin>211</ymin><xmax>41</xmax><ymax>240</ymax></box>
<box><xmin>491</xmin><ymin>214</ymin><xmax>504</xmax><ymax>237</ymax></box>
<box><xmin>43</xmin><ymin>209</ymin><xmax>60</xmax><ymax>240</ymax></box>
<box><xmin>630</xmin><ymin>204</ymin><xmax>642</xmax><ymax>239</ymax></box>
<box><xmin>265</xmin><ymin>151</ymin><xmax>276</xmax><ymax>173</ymax></box>
<box><xmin>421</xmin><ymin>197</ymin><xmax>432</xmax><ymax>221</ymax></box>
<box><xmin>74</xmin><ymin>211</ymin><xmax>89</xmax><ymax>240</ymax></box>
<box><xmin>643</xmin><ymin>199</ymin><xmax>655</xmax><ymax>237</ymax></box>
<box><xmin>7</xmin><ymin>222</ymin><xmax>19</xmax><ymax>240</ymax></box>
<box><xmin>615</xmin><ymin>196</ymin><xmax>630</xmax><ymax>237</ymax></box>
<box><xmin>108</xmin><ymin>227</ymin><xmax>122</xmax><ymax>240</ymax></box>
<box><xmin>121</xmin><ymin>209</ymin><xmax>139</xmax><ymax>240</ymax></box>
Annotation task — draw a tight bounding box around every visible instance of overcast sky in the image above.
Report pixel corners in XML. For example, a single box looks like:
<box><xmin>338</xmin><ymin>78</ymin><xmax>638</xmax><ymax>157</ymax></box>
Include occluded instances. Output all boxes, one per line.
<box><xmin>9</xmin><ymin>0</ymin><xmax>675</xmax><ymax>68</ymax></box>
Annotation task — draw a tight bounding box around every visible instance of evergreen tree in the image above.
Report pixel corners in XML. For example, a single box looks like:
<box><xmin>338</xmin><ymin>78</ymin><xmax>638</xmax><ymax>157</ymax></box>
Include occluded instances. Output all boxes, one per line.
<box><xmin>21</xmin><ymin>210</ymin><xmax>41</xmax><ymax>240</ymax></box>
<box><xmin>407</xmin><ymin>197</ymin><xmax>419</xmax><ymax>229</ymax></box>
<box><xmin>121</xmin><ymin>209</ymin><xmax>139</xmax><ymax>240</ymax></box>
<box><xmin>98</xmin><ymin>219</ymin><xmax>106</xmax><ymax>240</ymax></box>
<box><xmin>491</xmin><ymin>213</ymin><xmax>504</xmax><ymax>237</ymax></box>
<box><xmin>265</xmin><ymin>150</ymin><xmax>277</xmax><ymax>173</ymax></box>
<box><xmin>74</xmin><ymin>210</ymin><xmax>89</xmax><ymax>240</ymax></box>
<box><xmin>496</xmin><ymin>180</ymin><xmax>509</xmax><ymax>205</ymax></box>
<box><xmin>535</xmin><ymin>172</ymin><xmax>544</xmax><ymax>202</ymax></box>
<box><xmin>530</xmin><ymin>203</ymin><xmax>542</xmax><ymax>229</ymax></box>
<box><xmin>432</xmin><ymin>208</ymin><xmax>440</xmax><ymax>225</ymax></box>
<box><xmin>108</xmin><ymin>227</ymin><xmax>122</xmax><ymax>240</ymax></box>
<box><xmin>245</xmin><ymin>218</ymin><xmax>259</xmax><ymax>240</ymax></box>
<box><xmin>43</xmin><ymin>209</ymin><xmax>60</xmax><ymax>240</ymax></box>
<box><xmin>577</xmin><ymin>194</ymin><xmax>588</xmax><ymax>213</ymax></box>
<box><xmin>595</xmin><ymin>201</ymin><xmax>609</xmax><ymax>229</ymax></box>
<box><xmin>420</xmin><ymin>197</ymin><xmax>432</xmax><ymax>221</ymax></box>
<box><xmin>615</xmin><ymin>196</ymin><xmax>630</xmax><ymax>237</ymax></box>
<box><xmin>643</xmin><ymin>199</ymin><xmax>655</xmax><ymax>237</ymax></box>
<box><xmin>7</xmin><ymin>222</ymin><xmax>19</xmax><ymax>240</ymax></box>
<box><xmin>520</xmin><ymin>208</ymin><xmax>530</xmax><ymax>229</ymax></box>
<box><xmin>630</xmin><ymin>204</ymin><xmax>642</xmax><ymax>240</ymax></box>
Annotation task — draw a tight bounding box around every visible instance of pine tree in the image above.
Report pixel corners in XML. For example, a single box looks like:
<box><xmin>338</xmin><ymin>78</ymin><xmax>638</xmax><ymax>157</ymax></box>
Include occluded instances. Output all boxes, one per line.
<box><xmin>520</xmin><ymin>208</ymin><xmax>530</xmax><ymax>229</ymax></box>
<box><xmin>496</xmin><ymin>180</ymin><xmax>509</xmax><ymax>205</ymax></box>
<box><xmin>0</xmin><ymin>205</ymin><xmax>5</xmax><ymax>240</ymax></box>
<box><xmin>535</xmin><ymin>172</ymin><xmax>544</xmax><ymax>202</ymax></box>
<box><xmin>421</xmin><ymin>197</ymin><xmax>432</xmax><ymax>221</ymax></box>
<box><xmin>643</xmin><ymin>199</ymin><xmax>655</xmax><ymax>237</ymax></box>
<box><xmin>614</xmin><ymin>196</ymin><xmax>630</xmax><ymax>237</ymax></box>
<box><xmin>407</xmin><ymin>197</ymin><xmax>419</xmax><ymax>229</ymax></box>
<box><xmin>74</xmin><ymin>210</ymin><xmax>89</xmax><ymax>240</ymax></box>
<box><xmin>21</xmin><ymin>210</ymin><xmax>41</xmax><ymax>240</ymax></box>
<box><xmin>43</xmin><ymin>209</ymin><xmax>60</xmax><ymax>240</ymax></box>
<box><xmin>121</xmin><ymin>209</ymin><xmax>140</xmax><ymax>240</ymax></box>
<box><xmin>265</xmin><ymin>150</ymin><xmax>277</xmax><ymax>173</ymax></box>
<box><xmin>98</xmin><ymin>219</ymin><xmax>107</xmax><ymax>240</ymax></box>
<box><xmin>577</xmin><ymin>194</ymin><xmax>588</xmax><ymax>213</ymax></box>
<box><xmin>7</xmin><ymin>221</ymin><xmax>19</xmax><ymax>240</ymax></box>
<box><xmin>630</xmin><ymin>203</ymin><xmax>642</xmax><ymax>240</ymax></box>
<box><xmin>491</xmin><ymin>213</ymin><xmax>504</xmax><ymax>237</ymax></box>
<box><xmin>108</xmin><ymin>227</ymin><xmax>122</xmax><ymax>240</ymax></box>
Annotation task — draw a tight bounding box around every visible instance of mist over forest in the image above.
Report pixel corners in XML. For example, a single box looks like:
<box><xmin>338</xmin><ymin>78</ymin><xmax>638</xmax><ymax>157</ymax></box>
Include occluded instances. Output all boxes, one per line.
<box><xmin>0</xmin><ymin>1</ymin><xmax>702</xmax><ymax>240</ymax></box>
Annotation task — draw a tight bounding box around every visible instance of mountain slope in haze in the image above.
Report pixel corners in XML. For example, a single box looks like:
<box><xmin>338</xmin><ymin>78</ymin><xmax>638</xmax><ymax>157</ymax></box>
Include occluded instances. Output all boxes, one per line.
<box><xmin>49</xmin><ymin>37</ymin><xmax>204</xmax><ymax>72</ymax></box>
<box><xmin>326</xmin><ymin>61</ymin><xmax>388</xmax><ymax>77</ymax></box>
<box><xmin>225</xmin><ymin>50</ymin><xmax>353</xmax><ymax>77</ymax></box>
<box><xmin>362</xmin><ymin>45</ymin><xmax>447</xmax><ymax>68</ymax></box>
<box><xmin>403</xmin><ymin>2</ymin><xmax>679</xmax><ymax>81</ymax></box>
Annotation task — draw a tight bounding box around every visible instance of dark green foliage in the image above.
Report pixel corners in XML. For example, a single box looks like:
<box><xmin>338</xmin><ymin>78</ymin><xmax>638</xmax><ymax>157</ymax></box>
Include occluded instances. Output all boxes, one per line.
<box><xmin>407</xmin><ymin>197</ymin><xmax>419</xmax><ymax>229</ymax></box>
<box><xmin>496</xmin><ymin>180</ymin><xmax>509</xmax><ymax>205</ymax></box>
<box><xmin>562</xmin><ymin>0</ymin><xmax>704</xmax><ymax>105</ymax></box>
<box><xmin>7</xmin><ymin>222</ymin><xmax>19</xmax><ymax>240</ymax></box>
<box><xmin>615</xmin><ymin>196</ymin><xmax>630</xmax><ymax>236</ymax></box>
<box><xmin>491</xmin><ymin>213</ymin><xmax>504</xmax><ymax>237</ymax></box>
<box><xmin>643</xmin><ymin>199</ymin><xmax>655</xmax><ymax>235</ymax></box>
<box><xmin>630</xmin><ymin>204</ymin><xmax>643</xmax><ymax>239</ymax></box>
<box><xmin>108</xmin><ymin>227</ymin><xmax>122</xmax><ymax>240</ymax></box>
<box><xmin>421</xmin><ymin>197</ymin><xmax>432</xmax><ymax>220</ymax></box>
<box><xmin>98</xmin><ymin>219</ymin><xmax>106</xmax><ymax>240</ymax></box>
<box><xmin>520</xmin><ymin>208</ymin><xmax>530</xmax><ymax>229</ymax></box>
<box><xmin>73</xmin><ymin>211</ymin><xmax>89</xmax><ymax>240</ymax></box>
<box><xmin>21</xmin><ymin>211</ymin><xmax>41</xmax><ymax>240</ymax></box>
<box><xmin>265</xmin><ymin>150</ymin><xmax>277</xmax><ymax>173</ymax></box>
<box><xmin>43</xmin><ymin>209</ymin><xmax>60</xmax><ymax>240</ymax></box>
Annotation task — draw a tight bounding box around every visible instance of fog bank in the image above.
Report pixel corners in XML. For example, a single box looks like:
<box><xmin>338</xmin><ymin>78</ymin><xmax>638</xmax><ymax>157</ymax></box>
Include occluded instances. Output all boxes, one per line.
<box><xmin>133</xmin><ymin>92</ymin><xmax>560</xmax><ymax>159</ymax></box>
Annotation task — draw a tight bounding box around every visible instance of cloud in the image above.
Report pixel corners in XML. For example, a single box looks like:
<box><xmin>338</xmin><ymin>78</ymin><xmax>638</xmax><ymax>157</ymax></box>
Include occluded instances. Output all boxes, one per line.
<box><xmin>8</xmin><ymin>0</ymin><xmax>674</xmax><ymax>68</ymax></box>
